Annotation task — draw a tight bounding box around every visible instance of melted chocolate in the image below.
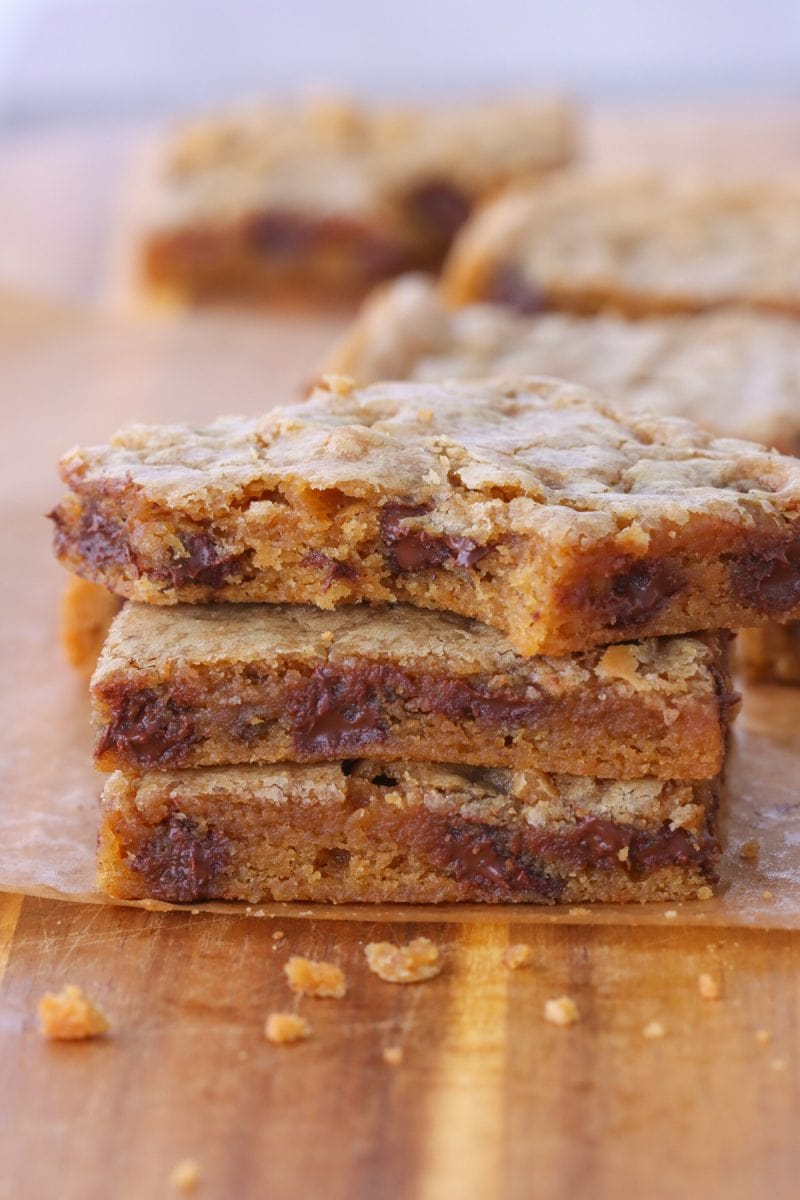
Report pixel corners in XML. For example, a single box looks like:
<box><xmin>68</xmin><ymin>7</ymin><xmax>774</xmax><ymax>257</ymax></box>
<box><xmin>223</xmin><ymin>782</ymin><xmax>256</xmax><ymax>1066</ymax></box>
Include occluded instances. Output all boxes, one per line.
<box><xmin>288</xmin><ymin>663</ymin><xmax>547</xmax><ymax>756</ymax></box>
<box><xmin>485</xmin><ymin>264</ymin><xmax>549</xmax><ymax>314</ymax></box>
<box><xmin>156</xmin><ymin>533</ymin><xmax>249</xmax><ymax>589</ymax></box>
<box><xmin>245</xmin><ymin>211</ymin><xmax>314</xmax><ymax>256</ymax></box>
<box><xmin>131</xmin><ymin>814</ymin><xmax>230</xmax><ymax>903</ymax></box>
<box><xmin>602</xmin><ymin>560</ymin><xmax>684</xmax><ymax>628</ymax></box>
<box><xmin>97</xmin><ymin>689</ymin><xmax>196</xmax><ymax>767</ymax></box>
<box><xmin>50</xmin><ymin>500</ymin><xmax>131</xmax><ymax>573</ymax></box>
<box><xmin>379</xmin><ymin>503</ymin><xmax>494</xmax><ymax>572</ymax></box>
<box><xmin>430</xmin><ymin>823</ymin><xmax>563</xmax><ymax>900</ymax></box>
<box><xmin>730</xmin><ymin>539</ymin><xmax>800</xmax><ymax>613</ymax></box>
<box><xmin>302</xmin><ymin>550</ymin><xmax>359</xmax><ymax>590</ymax></box>
<box><xmin>245</xmin><ymin>211</ymin><xmax>410</xmax><ymax>280</ymax></box>
<box><xmin>428</xmin><ymin>812</ymin><xmax>718</xmax><ymax>896</ymax></box>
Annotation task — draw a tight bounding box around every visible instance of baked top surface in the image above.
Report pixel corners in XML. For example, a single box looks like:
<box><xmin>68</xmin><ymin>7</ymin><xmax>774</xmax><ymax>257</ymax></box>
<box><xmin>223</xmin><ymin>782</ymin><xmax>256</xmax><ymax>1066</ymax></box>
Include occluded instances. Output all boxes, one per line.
<box><xmin>152</xmin><ymin>95</ymin><xmax>573</xmax><ymax>225</ymax></box>
<box><xmin>444</xmin><ymin>173</ymin><xmax>800</xmax><ymax>302</ymax></box>
<box><xmin>94</xmin><ymin>601</ymin><xmax>723</xmax><ymax>699</ymax></box>
<box><xmin>331</xmin><ymin>274</ymin><xmax>800</xmax><ymax>449</ymax></box>
<box><xmin>60</xmin><ymin>375</ymin><xmax>800</xmax><ymax>533</ymax></box>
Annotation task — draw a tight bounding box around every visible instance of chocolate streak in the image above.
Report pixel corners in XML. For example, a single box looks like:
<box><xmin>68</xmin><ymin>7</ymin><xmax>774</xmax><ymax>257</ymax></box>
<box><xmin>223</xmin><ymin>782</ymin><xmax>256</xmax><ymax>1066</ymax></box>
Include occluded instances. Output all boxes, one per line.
<box><xmin>424</xmin><ymin>812</ymin><xmax>718</xmax><ymax>900</ymax></box>
<box><xmin>380</xmin><ymin>503</ymin><xmax>495</xmax><ymax>572</ymax></box>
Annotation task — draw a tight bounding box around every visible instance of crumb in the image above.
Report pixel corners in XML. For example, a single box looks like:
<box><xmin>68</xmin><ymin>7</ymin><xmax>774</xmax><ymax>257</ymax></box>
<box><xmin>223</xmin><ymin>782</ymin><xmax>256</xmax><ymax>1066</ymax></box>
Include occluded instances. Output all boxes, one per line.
<box><xmin>365</xmin><ymin>937</ymin><xmax>442</xmax><ymax>983</ymax></box>
<box><xmin>698</xmin><ymin>972</ymin><xmax>722</xmax><ymax>1001</ymax></box>
<box><xmin>416</xmin><ymin>408</ymin><xmax>433</xmax><ymax>422</ymax></box>
<box><xmin>544</xmin><ymin>996</ymin><xmax>580</xmax><ymax>1027</ymax></box>
<box><xmin>382</xmin><ymin>1045</ymin><xmax>403</xmax><ymax>1065</ymax></box>
<box><xmin>664</xmin><ymin>910</ymin><xmax>678</xmax><ymax>919</ymax></box>
<box><xmin>503</xmin><ymin>944</ymin><xmax>534</xmax><ymax>970</ymax></box>
<box><xmin>762</xmin><ymin>890</ymin><xmax>775</xmax><ymax>902</ymax></box>
<box><xmin>284</xmin><ymin>956</ymin><xmax>346</xmax><ymax>998</ymax></box>
<box><xmin>37</xmin><ymin>985</ymin><xmax>109</xmax><ymax>1041</ymax></box>
<box><xmin>568</xmin><ymin>907</ymin><xmax>589</xmax><ymax>916</ymax></box>
<box><xmin>265</xmin><ymin>1012</ymin><xmax>311</xmax><ymax>1044</ymax></box>
<box><xmin>272</xmin><ymin>930</ymin><xmax>285</xmax><ymax>942</ymax></box>
<box><xmin>739</xmin><ymin>839</ymin><xmax>760</xmax><ymax>861</ymax></box>
<box><xmin>770</xmin><ymin>1056</ymin><xmax>787</xmax><ymax>1072</ymax></box>
<box><xmin>643</xmin><ymin>1020</ymin><xmax>666</xmax><ymax>1039</ymax></box>
<box><xmin>319</xmin><ymin>630</ymin><xmax>335</xmax><ymax>644</ymax></box>
<box><xmin>696</xmin><ymin>886</ymin><xmax>714</xmax><ymax>901</ymax></box>
<box><xmin>617</xmin><ymin>846</ymin><xmax>629</xmax><ymax>863</ymax></box>
<box><xmin>169</xmin><ymin>1159</ymin><xmax>201</xmax><ymax>1193</ymax></box>
<box><xmin>755</xmin><ymin>1029</ymin><xmax>772</xmax><ymax>1046</ymax></box>
<box><xmin>254</xmin><ymin>909</ymin><xmax>265</xmax><ymax>917</ymax></box>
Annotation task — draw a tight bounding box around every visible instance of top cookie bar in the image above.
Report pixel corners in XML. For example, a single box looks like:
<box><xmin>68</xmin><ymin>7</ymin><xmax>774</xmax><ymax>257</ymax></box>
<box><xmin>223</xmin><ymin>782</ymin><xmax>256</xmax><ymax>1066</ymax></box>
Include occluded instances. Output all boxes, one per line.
<box><xmin>143</xmin><ymin>94</ymin><xmax>574</xmax><ymax>304</ymax></box>
<box><xmin>442</xmin><ymin>174</ymin><xmax>800</xmax><ymax>317</ymax></box>
<box><xmin>51</xmin><ymin>376</ymin><xmax>800</xmax><ymax>656</ymax></box>
<box><xmin>327</xmin><ymin>274</ymin><xmax>800</xmax><ymax>453</ymax></box>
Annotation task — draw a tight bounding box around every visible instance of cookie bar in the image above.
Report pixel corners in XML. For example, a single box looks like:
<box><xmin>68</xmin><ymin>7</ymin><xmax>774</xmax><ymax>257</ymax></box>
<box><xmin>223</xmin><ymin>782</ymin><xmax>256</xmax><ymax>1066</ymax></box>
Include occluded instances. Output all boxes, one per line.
<box><xmin>737</xmin><ymin>624</ymin><xmax>800</xmax><ymax>684</ymax></box>
<box><xmin>143</xmin><ymin>95</ymin><xmax>574</xmax><ymax>305</ymax></box>
<box><xmin>97</xmin><ymin>760</ymin><xmax>721</xmax><ymax>905</ymax></box>
<box><xmin>50</xmin><ymin>376</ymin><xmax>800</xmax><ymax>657</ymax></box>
<box><xmin>327</xmin><ymin>274</ymin><xmax>800</xmax><ymax>453</ymax></box>
<box><xmin>91</xmin><ymin>603</ymin><xmax>734</xmax><ymax>779</ymax></box>
<box><xmin>60</xmin><ymin>577</ymin><xmax>123</xmax><ymax>676</ymax></box>
<box><xmin>442</xmin><ymin>175</ymin><xmax>800</xmax><ymax>318</ymax></box>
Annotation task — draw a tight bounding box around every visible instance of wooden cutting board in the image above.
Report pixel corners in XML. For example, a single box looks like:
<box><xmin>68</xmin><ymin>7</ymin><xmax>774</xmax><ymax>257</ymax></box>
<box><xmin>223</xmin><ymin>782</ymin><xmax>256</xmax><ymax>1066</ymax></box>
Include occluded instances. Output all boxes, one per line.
<box><xmin>1</xmin><ymin>105</ymin><xmax>800</xmax><ymax>1200</ymax></box>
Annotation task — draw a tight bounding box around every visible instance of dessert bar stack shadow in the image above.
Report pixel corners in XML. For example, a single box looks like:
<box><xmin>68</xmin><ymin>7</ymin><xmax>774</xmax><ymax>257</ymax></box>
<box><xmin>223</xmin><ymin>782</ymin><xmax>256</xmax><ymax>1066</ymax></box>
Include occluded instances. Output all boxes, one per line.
<box><xmin>50</xmin><ymin>373</ymin><xmax>800</xmax><ymax>906</ymax></box>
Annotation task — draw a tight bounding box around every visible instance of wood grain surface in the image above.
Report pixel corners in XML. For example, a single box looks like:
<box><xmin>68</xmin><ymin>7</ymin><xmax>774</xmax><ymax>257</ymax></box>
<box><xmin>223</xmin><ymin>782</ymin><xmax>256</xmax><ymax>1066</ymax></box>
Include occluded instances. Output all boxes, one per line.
<box><xmin>1</xmin><ymin>104</ymin><xmax>800</xmax><ymax>1200</ymax></box>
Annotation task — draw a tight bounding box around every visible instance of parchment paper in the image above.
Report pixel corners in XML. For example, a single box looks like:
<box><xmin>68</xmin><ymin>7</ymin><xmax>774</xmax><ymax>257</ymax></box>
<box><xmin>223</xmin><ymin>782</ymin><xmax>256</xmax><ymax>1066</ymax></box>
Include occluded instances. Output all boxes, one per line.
<box><xmin>2</xmin><ymin>291</ymin><xmax>800</xmax><ymax>927</ymax></box>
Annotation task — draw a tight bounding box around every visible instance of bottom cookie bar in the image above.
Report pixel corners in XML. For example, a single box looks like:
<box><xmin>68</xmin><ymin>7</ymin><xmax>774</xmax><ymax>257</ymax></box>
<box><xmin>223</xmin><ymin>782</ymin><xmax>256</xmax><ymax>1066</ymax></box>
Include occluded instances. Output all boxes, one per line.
<box><xmin>98</xmin><ymin>760</ymin><xmax>720</xmax><ymax>905</ymax></box>
<box><xmin>737</xmin><ymin>623</ymin><xmax>800</xmax><ymax>685</ymax></box>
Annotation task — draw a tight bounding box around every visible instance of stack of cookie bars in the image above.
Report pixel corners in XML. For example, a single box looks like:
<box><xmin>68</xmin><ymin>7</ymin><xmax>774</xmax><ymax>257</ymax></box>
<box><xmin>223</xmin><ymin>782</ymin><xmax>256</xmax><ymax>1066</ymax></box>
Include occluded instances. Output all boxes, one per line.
<box><xmin>51</xmin><ymin>374</ymin><xmax>800</xmax><ymax>906</ymax></box>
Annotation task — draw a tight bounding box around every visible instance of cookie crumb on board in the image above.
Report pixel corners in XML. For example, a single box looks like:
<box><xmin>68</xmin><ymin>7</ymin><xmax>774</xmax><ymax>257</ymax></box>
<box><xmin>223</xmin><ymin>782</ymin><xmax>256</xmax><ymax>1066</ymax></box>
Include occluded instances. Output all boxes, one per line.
<box><xmin>265</xmin><ymin>1012</ymin><xmax>312</xmax><ymax>1044</ymax></box>
<box><xmin>698</xmin><ymin>972</ymin><xmax>722</xmax><ymax>1000</ymax></box>
<box><xmin>544</xmin><ymin>996</ymin><xmax>580</xmax><ymax>1027</ymax></box>
<box><xmin>37</xmin><ymin>984</ymin><xmax>109</xmax><ymax>1041</ymax></box>
<box><xmin>739</xmin><ymin>839</ymin><xmax>760</xmax><ymax>861</ymax></box>
<box><xmin>695</xmin><ymin>885</ymin><xmax>714</xmax><ymax>901</ymax></box>
<box><xmin>503</xmin><ymin>944</ymin><xmax>534</xmax><ymax>970</ymax></box>
<box><xmin>663</xmin><ymin>909</ymin><xmax>678</xmax><ymax>920</ymax></box>
<box><xmin>365</xmin><ymin>937</ymin><xmax>442</xmax><ymax>983</ymax></box>
<box><xmin>169</xmin><ymin>1159</ymin><xmax>201</xmax><ymax>1193</ymax></box>
<box><xmin>284</xmin><ymin>956</ymin><xmax>346</xmax><ymax>998</ymax></box>
<box><xmin>383</xmin><ymin>1045</ymin><xmax>404</xmax><ymax>1065</ymax></box>
<box><xmin>643</xmin><ymin>1020</ymin><xmax>666</xmax><ymax>1039</ymax></box>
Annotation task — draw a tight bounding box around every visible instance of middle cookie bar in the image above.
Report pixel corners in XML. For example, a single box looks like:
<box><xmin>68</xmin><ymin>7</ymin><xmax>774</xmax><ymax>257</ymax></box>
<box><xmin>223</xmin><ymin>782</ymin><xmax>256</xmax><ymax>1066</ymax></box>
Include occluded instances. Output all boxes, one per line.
<box><xmin>91</xmin><ymin>603</ymin><xmax>735</xmax><ymax>780</ymax></box>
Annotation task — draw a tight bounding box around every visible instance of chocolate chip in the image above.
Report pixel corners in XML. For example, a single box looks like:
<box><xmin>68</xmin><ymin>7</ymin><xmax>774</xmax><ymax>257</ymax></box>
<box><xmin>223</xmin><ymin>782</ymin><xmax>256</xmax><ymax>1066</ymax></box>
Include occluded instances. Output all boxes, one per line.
<box><xmin>730</xmin><ymin>539</ymin><xmax>800</xmax><ymax>613</ymax></box>
<box><xmin>302</xmin><ymin>550</ymin><xmax>358</xmax><ymax>590</ymax></box>
<box><xmin>379</xmin><ymin>503</ymin><xmax>494</xmax><ymax>573</ymax></box>
<box><xmin>290</xmin><ymin>665</ymin><xmax>390</xmax><ymax>756</ymax></box>
<box><xmin>406</xmin><ymin>180</ymin><xmax>471</xmax><ymax>241</ymax></box>
<box><xmin>245</xmin><ymin>211</ymin><xmax>313</xmax><ymax>256</ymax></box>
<box><xmin>605</xmin><ymin>560</ymin><xmax>684</xmax><ymax>628</ymax></box>
<box><xmin>529</xmin><ymin>814</ymin><xmax>719</xmax><ymax>881</ymax></box>
<box><xmin>432</xmin><ymin>823</ymin><xmax>562</xmax><ymax>900</ymax></box>
<box><xmin>131</xmin><ymin>814</ymin><xmax>230</xmax><ymax>903</ymax></box>
<box><xmin>97</xmin><ymin>689</ymin><xmax>196</xmax><ymax>767</ymax></box>
<box><xmin>485</xmin><ymin>264</ymin><xmax>549</xmax><ymax>314</ymax></box>
<box><xmin>50</xmin><ymin>500</ymin><xmax>132</xmax><ymax>573</ymax></box>
<box><xmin>158</xmin><ymin>533</ymin><xmax>248</xmax><ymax>589</ymax></box>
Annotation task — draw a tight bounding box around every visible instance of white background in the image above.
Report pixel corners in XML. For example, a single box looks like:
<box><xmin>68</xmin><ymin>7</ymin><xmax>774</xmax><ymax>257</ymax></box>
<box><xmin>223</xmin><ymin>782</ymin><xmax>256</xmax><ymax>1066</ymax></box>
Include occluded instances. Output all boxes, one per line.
<box><xmin>0</xmin><ymin>0</ymin><xmax>798</xmax><ymax>125</ymax></box>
